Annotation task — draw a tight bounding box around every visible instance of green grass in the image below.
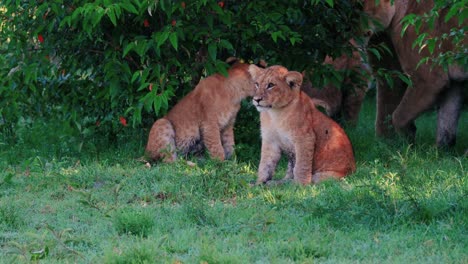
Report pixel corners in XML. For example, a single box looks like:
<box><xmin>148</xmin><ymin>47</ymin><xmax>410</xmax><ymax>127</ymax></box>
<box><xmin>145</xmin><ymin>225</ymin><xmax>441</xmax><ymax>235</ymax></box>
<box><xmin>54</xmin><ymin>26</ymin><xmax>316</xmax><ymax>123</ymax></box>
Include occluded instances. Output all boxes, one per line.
<box><xmin>0</xmin><ymin>97</ymin><xmax>467</xmax><ymax>263</ymax></box>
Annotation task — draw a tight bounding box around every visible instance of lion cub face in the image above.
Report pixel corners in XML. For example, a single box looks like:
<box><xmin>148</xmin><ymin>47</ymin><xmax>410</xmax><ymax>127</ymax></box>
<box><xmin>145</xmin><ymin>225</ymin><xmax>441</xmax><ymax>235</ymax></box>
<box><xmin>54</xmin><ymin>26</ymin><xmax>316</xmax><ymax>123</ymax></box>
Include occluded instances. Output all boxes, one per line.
<box><xmin>248</xmin><ymin>65</ymin><xmax>303</xmax><ymax>111</ymax></box>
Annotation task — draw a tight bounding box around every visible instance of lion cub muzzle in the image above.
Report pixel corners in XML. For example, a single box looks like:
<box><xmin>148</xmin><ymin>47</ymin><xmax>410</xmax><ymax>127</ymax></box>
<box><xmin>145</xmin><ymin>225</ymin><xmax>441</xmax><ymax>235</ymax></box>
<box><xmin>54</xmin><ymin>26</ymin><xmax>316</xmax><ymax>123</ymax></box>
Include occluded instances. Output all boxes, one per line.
<box><xmin>252</xmin><ymin>96</ymin><xmax>271</xmax><ymax>111</ymax></box>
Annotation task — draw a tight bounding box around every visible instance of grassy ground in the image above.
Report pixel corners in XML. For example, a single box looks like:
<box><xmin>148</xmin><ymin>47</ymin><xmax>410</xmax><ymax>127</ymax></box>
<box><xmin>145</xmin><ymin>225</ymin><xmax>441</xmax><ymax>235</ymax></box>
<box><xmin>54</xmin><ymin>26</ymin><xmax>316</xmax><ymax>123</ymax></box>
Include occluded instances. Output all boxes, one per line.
<box><xmin>0</xmin><ymin>97</ymin><xmax>467</xmax><ymax>263</ymax></box>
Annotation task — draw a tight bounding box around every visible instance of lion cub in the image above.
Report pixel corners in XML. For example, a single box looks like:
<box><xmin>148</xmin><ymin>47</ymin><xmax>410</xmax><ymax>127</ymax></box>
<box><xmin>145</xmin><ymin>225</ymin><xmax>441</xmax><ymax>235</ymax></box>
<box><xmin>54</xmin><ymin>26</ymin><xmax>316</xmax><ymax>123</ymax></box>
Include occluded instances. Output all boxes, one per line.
<box><xmin>145</xmin><ymin>59</ymin><xmax>264</xmax><ymax>162</ymax></box>
<box><xmin>249</xmin><ymin>65</ymin><xmax>356</xmax><ymax>185</ymax></box>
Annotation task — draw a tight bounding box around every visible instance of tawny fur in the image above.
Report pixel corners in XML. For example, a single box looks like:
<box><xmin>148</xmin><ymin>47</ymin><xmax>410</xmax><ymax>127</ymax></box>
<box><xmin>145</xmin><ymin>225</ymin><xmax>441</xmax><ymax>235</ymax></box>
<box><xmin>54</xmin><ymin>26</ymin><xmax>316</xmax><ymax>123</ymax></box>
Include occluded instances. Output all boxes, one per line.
<box><xmin>249</xmin><ymin>65</ymin><xmax>356</xmax><ymax>185</ymax></box>
<box><xmin>301</xmin><ymin>41</ymin><xmax>368</xmax><ymax>126</ymax></box>
<box><xmin>363</xmin><ymin>0</ymin><xmax>467</xmax><ymax>147</ymax></box>
<box><xmin>145</xmin><ymin>61</ymin><xmax>259</xmax><ymax>162</ymax></box>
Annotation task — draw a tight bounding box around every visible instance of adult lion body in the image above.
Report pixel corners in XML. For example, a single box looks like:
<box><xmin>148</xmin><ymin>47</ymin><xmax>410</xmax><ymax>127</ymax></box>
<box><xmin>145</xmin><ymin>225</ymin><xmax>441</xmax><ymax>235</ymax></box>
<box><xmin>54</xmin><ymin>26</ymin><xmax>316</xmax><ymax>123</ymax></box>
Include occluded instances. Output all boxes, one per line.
<box><xmin>363</xmin><ymin>0</ymin><xmax>467</xmax><ymax>147</ymax></box>
<box><xmin>249</xmin><ymin>65</ymin><xmax>356</xmax><ymax>185</ymax></box>
<box><xmin>301</xmin><ymin>43</ymin><xmax>368</xmax><ymax>126</ymax></box>
<box><xmin>145</xmin><ymin>60</ymin><xmax>260</xmax><ymax>162</ymax></box>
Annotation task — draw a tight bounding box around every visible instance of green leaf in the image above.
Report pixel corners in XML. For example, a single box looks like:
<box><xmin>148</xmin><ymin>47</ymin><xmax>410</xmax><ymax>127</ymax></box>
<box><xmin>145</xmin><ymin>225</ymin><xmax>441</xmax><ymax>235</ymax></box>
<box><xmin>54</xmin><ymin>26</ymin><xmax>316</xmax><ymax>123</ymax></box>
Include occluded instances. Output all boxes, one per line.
<box><xmin>271</xmin><ymin>31</ymin><xmax>278</xmax><ymax>43</ymax></box>
<box><xmin>131</xmin><ymin>71</ymin><xmax>140</xmax><ymax>83</ymax></box>
<box><xmin>325</xmin><ymin>0</ymin><xmax>334</xmax><ymax>7</ymax></box>
<box><xmin>59</xmin><ymin>16</ymin><xmax>72</xmax><ymax>29</ymax></box>
<box><xmin>107</xmin><ymin>8</ymin><xmax>117</xmax><ymax>26</ymax></box>
<box><xmin>290</xmin><ymin>37</ymin><xmax>296</xmax><ymax>46</ymax></box>
<box><xmin>412</xmin><ymin>32</ymin><xmax>427</xmax><ymax>50</ymax></box>
<box><xmin>206</xmin><ymin>14</ymin><xmax>214</xmax><ymax>30</ymax></box>
<box><xmin>459</xmin><ymin>8</ymin><xmax>468</xmax><ymax>25</ymax></box>
<box><xmin>427</xmin><ymin>38</ymin><xmax>436</xmax><ymax>54</ymax></box>
<box><xmin>138</xmin><ymin>83</ymin><xmax>150</xmax><ymax>91</ymax></box>
<box><xmin>141</xmin><ymin>68</ymin><xmax>151</xmax><ymax>84</ymax></box>
<box><xmin>380</xmin><ymin>43</ymin><xmax>392</xmax><ymax>55</ymax></box>
<box><xmin>169</xmin><ymin>32</ymin><xmax>178</xmax><ymax>50</ymax></box>
<box><xmin>397</xmin><ymin>73</ymin><xmax>413</xmax><ymax>87</ymax></box>
<box><xmin>122</xmin><ymin>42</ymin><xmax>135</xmax><ymax>58</ymax></box>
<box><xmin>157</xmin><ymin>31</ymin><xmax>170</xmax><ymax>48</ymax></box>
<box><xmin>219</xmin><ymin>40</ymin><xmax>234</xmax><ymax>51</ymax></box>
<box><xmin>400</xmin><ymin>14</ymin><xmax>416</xmax><ymax>37</ymax></box>
<box><xmin>134</xmin><ymin>40</ymin><xmax>149</xmax><ymax>57</ymax></box>
<box><xmin>121</xmin><ymin>2</ymin><xmax>138</xmax><ymax>14</ymax></box>
<box><xmin>384</xmin><ymin>72</ymin><xmax>394</xmax><ymax>88</ymax></box>
<box><xmin>416</xmin><ymin>57</ymin><xmax>430</xmax><ymax>69</ymax></box>
<box><xmin>208</xmin><ymin>43</ymin><xmax>217</xmax><ymax>61</ymax></box>
<box><xmin>160</xmin><ymin>0</ymin><xmax>167</xmax><ymax>12</ymax></box>
<box><xmin>368</xmin><ymin>48</ymin><xmax>382</xmax><ymax>61</ymax></box>
<box><xmin>154</xmin><ymin>95</ymin><xmax>162</xmax><ymax>114</ymax></box>
<box><xmin>215</xmin><ymin>61</ymin><xmax>229</xmax><ymax>77</ymax></box>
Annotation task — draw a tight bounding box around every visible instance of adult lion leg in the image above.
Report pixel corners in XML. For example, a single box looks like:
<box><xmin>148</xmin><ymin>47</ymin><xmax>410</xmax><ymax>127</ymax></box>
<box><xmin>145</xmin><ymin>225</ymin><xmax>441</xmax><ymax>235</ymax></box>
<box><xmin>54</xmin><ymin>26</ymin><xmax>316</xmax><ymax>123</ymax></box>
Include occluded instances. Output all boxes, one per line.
<box><xmin>375</xmin><ymin>73</ymin><xmax>408</xmax><ymax>138</ymax></box>
<box><xmin>221</xmin><ymin>124</ymin><xmax>235</xmax><ymax>159</ymax></box>
<box><xmin>392</xmin><ymin>76</ymin><xmax>447</xmax><ymax>142</ymax></box>
<box><xmin>145</xmin><ymin>118</ymin><xmax>176</xmax><ymax>162</ymax></box>
<box><xmin>436</xmin><ymin>82</ymin><xmax>463</xmax><ymax>147</ymax></box>
<box><xmin>201</xmin><ymin>121</ymin><xmax>225</xmax><ymax>161</ymax></box>
<box><xmin>368</xmin><ymin>34</ymin><xmax>406</xmax><ymax>138</ymax></box>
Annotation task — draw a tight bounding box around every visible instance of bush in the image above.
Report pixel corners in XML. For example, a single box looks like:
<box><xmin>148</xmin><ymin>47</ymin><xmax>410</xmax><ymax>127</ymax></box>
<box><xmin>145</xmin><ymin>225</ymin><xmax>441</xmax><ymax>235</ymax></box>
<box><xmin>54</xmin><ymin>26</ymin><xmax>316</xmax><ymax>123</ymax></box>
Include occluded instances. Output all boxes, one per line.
<box><xmin>0</xmin><ymin>0</ymin><xmax>362</xmax><ymax>139</ymax></box>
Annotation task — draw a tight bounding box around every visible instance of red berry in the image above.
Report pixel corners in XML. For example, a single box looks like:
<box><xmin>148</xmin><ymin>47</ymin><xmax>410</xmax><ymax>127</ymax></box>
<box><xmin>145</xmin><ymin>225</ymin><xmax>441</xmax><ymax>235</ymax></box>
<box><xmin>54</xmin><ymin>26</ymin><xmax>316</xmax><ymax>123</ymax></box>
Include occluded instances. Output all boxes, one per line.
<box><xmin>119</xmin><ymin>116</ymin><xmax>128</xmax><ymax>127</ymax></box>
<box><xmin>171</xmin><ymin>20</ymin><xmax>176</xmax><ymax>27</ymax></box>
<box><xmin>38</xmin><ymin>34</ymin><xmax>44</xmax><ymax>43</ymax></box>
<box><xmin>149</xmin><ymin>83</ymin><xmax>153</xmax><ymax>91</ymax></box>
<box><xmin>143</xmin><ymin>19</ymin><xmax>150</xmax><ymax>28</ymax></box>
<box><xmin>218</xmin><ymin>1</ymin><xmax>224</xmax><ymax>8</ymax></box>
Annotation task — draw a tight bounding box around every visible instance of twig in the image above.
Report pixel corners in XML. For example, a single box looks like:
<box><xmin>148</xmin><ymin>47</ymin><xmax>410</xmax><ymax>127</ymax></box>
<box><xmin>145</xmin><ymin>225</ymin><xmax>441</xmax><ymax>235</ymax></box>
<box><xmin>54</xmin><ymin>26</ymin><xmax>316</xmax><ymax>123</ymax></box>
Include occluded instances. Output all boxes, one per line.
<box><xmin>44</xmin><ymin>224</ymin><xmax>85</xmax><ymax>259</ymax></box>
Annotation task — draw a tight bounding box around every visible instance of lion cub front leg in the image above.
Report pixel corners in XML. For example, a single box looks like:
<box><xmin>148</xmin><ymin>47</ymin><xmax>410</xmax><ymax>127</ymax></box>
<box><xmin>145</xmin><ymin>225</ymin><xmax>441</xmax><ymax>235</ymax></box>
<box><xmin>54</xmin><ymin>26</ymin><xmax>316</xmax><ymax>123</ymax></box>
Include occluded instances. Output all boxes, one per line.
<box><xmin>221</xmin><ymin>124</ymin><xmax>235</xmax><ymax>159</ymax></box>
<box><xmin>257</xmin><ymin>143</ymin><xmax>281</xmax><ymax>184</ymax></box>
<box><xmin>201</xmin><ymin>121</ymin><xmax>225</xmax><ymax>161</ymax></box>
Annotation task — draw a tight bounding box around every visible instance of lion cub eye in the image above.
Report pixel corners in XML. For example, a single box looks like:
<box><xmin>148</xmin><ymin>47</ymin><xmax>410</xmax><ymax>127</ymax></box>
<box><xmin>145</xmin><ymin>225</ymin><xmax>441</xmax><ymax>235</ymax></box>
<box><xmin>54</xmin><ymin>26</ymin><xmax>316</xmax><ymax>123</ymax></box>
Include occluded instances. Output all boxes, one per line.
<box><xmin>267</xmin><ymin>83</ymin><xmax>275</xmax><ymax>90</ymax></box>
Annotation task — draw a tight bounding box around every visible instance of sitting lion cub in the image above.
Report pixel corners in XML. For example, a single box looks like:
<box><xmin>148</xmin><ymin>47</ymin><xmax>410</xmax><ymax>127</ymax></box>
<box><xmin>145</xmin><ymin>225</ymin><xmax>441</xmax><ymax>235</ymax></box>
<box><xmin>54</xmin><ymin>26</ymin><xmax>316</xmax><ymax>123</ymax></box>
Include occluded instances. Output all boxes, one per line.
<box><xmin>249</xmin><ymin>65</ymin><xmax>356</xmax><ymax>185</ymax></box>
<box><xmin>145</xmin><ymin>58</ymin><xmax>265</xmax><ymax>162</ymax></box>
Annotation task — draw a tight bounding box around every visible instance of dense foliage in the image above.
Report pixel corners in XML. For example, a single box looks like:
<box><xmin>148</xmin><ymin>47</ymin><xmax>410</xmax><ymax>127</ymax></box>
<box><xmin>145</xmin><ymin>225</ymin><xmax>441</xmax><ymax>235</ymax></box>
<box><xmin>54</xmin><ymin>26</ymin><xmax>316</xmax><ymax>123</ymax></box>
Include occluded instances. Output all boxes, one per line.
<box><xmin>0</xmin><ymin>0</ymin><xmax>361</xmax><ymax>135</ymax></box>
<box><xmin>0</xmin><ymin>0</ymin><xmax>466</xmax><ymax>144</ymax></box>
<box><xmin>401</xmin><ymin>0</ymin><xmax>467</xmax><ymax>70</ymax></box>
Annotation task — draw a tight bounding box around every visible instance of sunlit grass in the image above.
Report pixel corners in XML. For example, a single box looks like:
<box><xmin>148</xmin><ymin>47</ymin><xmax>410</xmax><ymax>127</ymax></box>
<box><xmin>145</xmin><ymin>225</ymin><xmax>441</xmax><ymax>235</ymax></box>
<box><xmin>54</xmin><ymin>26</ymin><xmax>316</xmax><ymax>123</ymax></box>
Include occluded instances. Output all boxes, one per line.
<box><xmin>0</xmin><ymin>97</ymin><xmax>467</xmax><ymax>263</ymax></box>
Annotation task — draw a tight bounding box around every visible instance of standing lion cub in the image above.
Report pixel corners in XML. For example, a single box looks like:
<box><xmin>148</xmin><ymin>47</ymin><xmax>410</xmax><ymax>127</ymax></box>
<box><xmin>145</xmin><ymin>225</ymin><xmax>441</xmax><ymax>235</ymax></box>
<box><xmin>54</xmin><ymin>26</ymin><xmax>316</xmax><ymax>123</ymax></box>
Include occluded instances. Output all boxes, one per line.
<box><xmin>249</xmin><ymin>65</ymin><xmax>356</xmax><ymax>185</ymax></box>
<box><xmin>145</xmin><ymin>58</ymin><xmax>264</xmax><ymax>162</ymax></box>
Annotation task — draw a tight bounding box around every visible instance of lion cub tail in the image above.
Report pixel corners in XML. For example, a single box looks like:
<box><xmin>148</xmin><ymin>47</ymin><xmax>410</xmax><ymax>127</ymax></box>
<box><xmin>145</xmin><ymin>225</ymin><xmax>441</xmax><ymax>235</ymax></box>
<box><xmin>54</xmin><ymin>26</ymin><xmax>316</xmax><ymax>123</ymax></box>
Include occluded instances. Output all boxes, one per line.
<box><xmin>310</xmin><ymin>98</ymin><xmax>332</xmax><ymax>116</ymax></box>
<box><xmin>145</xmin><ymin>118</ymin><xmax>177</xmax><ymax>163</ymax></box>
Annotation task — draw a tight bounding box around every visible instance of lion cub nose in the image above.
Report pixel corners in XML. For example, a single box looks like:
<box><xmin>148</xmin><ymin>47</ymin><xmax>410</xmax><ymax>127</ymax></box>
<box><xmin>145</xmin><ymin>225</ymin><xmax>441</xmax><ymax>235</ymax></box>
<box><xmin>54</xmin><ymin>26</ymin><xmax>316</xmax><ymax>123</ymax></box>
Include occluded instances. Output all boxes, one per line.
<box><xmin>253</xmin><ymin>97</ymin><xmax>262</xmax><ymax>103</ymax></box>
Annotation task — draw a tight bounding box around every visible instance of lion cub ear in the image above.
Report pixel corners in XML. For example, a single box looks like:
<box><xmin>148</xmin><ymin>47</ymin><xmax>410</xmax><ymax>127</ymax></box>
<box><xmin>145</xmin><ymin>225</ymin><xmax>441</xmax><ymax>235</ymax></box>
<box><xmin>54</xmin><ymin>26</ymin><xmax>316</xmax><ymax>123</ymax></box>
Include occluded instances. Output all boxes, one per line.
<box><xmin>285</xmin><ymin>71</ymin><xmax>303</xmax><ymax>90</ymax></box>
<box><xmin>256</xmin><ymin>59</ymin><xmax>267</xmax><ymax>68</ymax></box>
<box><xmin>248</xmin><ymin>64</ymin><xmax>264</xmax><ymax>80</ymax></box>
<box><xmin>226</xmin><ymin>57</ymin><xmax>241</xmax><ymax>66</ymax></box>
